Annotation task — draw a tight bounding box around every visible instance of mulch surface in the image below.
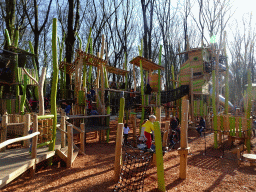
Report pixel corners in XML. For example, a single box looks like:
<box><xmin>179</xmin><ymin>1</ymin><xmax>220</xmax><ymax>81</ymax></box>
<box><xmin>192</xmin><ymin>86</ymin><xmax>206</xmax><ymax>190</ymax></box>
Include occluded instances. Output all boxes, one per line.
<box><xmin>2</xmin><ymin>119</ymin><xmax>256</xmax><ymax>192</ymax></box>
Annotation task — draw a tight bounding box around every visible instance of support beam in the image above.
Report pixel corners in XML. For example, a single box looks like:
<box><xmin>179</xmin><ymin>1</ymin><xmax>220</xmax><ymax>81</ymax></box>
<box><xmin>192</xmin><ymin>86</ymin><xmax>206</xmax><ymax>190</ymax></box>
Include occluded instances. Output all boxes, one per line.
<box><xmin>114</xmin><ymin>123</ymin><xmax>124</xmax><ymax>182</ymax></box>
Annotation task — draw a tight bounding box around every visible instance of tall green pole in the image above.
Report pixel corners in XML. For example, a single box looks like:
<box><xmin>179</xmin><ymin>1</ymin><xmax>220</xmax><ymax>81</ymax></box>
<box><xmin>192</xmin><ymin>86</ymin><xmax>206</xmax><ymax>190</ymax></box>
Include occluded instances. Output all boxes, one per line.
<box><xmin>139</xmin><ymin>40</ymin><xmax>145</xmax><ymax>128</ymax></box>
<box><xmin>49</xmin><ymin>18</ymin><xmax>59</xmax><ymax>151</ymax></box>
<box><xmin>20</xmin><ymin>74</ymin><xmax>28</xmax><ymax>114</ymax></box>
<box><xmin>212</xmin><ymin>70</ymin><xmax>218</xmax><ymax>149</ymax></box>
<box><xmin>158</xmin><ymin>45</ymin><xmax>162</xmax><ymax>106</ymax></box>
<box><xmin>118</xmin><ymin>96</ymin><xmax>125</xmax><ymax>124</ymax></box>
<box><xmin>88</xmin><ymin>38</ymin><xmax>93</xmax><ymax>86</ymax></box>
<box><xmin>29</xmin><ymin>41</ymin><xmax>39</xmax><ymax>101</ymax></box>
<box><xmin>154</xmin><ymin>121</ymin><xmax>166</xmax><ymax>192</ymax></box>
<box><xmin>14</xmin><ymin>30</ymin><xmax>20</xmax><ymax>113</ymax></box>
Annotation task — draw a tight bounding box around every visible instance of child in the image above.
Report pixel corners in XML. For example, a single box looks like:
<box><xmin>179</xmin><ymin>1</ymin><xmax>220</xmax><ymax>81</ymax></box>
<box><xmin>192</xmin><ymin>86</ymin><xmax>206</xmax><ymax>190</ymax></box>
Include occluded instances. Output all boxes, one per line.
<box><xmin>142</xmin><ymin>115</ymin><xmax>156</xmax><ymax>150</ymax></box>
<box><xmin>169</xmin><ymin>130</ymin><xmax>176</xmax><ymax>148</ymax></box>
<box><xmin>123</xmin><ymin>123</ymin><xmax>130</xmax><ymax>145</ymax></box>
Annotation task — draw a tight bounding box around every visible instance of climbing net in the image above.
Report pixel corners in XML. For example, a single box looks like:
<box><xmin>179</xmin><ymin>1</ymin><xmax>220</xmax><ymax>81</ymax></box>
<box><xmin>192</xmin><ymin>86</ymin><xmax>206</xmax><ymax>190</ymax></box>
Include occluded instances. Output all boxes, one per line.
<box><xmin>114</xmin><ymin>143</ymin><xmax>153</xmax><ymax>192</ymax></box>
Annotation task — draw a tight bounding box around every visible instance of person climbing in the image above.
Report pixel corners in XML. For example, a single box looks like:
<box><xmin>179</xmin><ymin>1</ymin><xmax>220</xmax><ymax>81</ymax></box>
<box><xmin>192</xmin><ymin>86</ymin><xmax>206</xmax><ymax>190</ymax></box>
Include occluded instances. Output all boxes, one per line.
<box><xmin>196</xmin><ymin>117</ymin><xmax>206</xmax><ymax>136</ymax></box>
<box><xmin>123</xmin><ymin>123</ymin><xmax>130</xmax><ymax>145</ymax></box>
<box><xmin>142</xmin><ymin>115</ymin><xmax>156</xmax><ymax>151</ymax></box>
<box><xmin>64</xmin><ymin>102</ymin><xmax>71</xmax><ymax>116</ymax></box>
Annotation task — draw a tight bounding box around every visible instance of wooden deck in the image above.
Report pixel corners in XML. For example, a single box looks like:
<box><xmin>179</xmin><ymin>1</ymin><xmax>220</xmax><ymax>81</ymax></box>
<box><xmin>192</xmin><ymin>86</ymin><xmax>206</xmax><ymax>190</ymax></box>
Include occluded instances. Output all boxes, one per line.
<box><xmin>0</xmin><ymin>131</ymin><xmax>62</xmax><ymax>189</ymax></box>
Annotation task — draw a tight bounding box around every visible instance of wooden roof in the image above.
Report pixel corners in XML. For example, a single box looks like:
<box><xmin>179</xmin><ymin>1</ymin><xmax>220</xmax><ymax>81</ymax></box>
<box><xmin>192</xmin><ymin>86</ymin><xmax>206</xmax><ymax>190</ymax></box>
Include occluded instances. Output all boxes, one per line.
<box><xmin>177</xmin><ymin>47</ymin><xmax>212</xmax><ymax>55</ymax></box>
<box><xmin>130</xmin><ymin>56</ymin><xmax>164</xmax><ymax>71</ymax></box>
<box><xmin>75</xmin><ymin>50</ymin><xmax>107</xmax><ymax>67</ymax></box>
<box><xmin>59</xmin><ymin>61</ymin><xmax>75</xmax><ymax>74</ymax></box>
<box><xmin>105</xmin><ymin>65</ymin><xmax>128</xmax><ymax>76</ymax></box>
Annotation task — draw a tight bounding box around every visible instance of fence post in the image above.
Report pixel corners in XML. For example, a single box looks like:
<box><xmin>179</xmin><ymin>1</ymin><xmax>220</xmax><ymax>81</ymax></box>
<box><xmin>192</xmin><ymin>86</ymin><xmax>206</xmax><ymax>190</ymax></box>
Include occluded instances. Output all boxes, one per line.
<box><xmin>80</xmin><ymin>123</ymin><xmax>85</xmax><ymax>153</ymax></box>
<box><xmin>24</xmin><ymin>114</ymin><xmax>31</xmax><ymax>147</ymax></box>
<box><xmin>61</xmin><ymin>115</ymin><xmax>66</xmax><ymax>148</ymax></box>
<box><xmin>67</xmin><ymin>125</ymin><xmax>73</xmax><ymax>168</ymax></box>
<box><xmin>114</xmin><ymin>123</ymin><xmax>124</xmax><ymax>182</ymax></box>
<box><xmin>0</xmin><ymin>114</ymin><xmax>8</xmax><ymax>152</ymax></box>
<box><xmin>30</xmin><ymin>114</ymin><xmax>38</xmax><ymax>177</ymax></box>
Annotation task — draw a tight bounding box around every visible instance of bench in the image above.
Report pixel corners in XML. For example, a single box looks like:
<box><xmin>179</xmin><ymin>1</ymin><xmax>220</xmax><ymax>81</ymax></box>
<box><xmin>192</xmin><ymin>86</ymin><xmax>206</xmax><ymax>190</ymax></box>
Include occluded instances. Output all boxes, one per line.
<box><xmin>242</xmin><ymin>154</ymin><xmax>256</xmax><ymax>166</ymax></box>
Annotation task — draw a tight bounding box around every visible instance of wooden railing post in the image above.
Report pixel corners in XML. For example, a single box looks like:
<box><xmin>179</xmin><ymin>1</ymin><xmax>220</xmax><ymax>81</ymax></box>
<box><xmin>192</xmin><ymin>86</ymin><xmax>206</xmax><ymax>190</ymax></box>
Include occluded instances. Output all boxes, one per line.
<box><xmin>114</xmin><ymin>123</ymin><xmax>124</xmax><ymax>182</ymax></box>
<box><xmin>30</xmin><ymin>114</ymin><xmax>38</xmax><ymax>177</ymax></box>
<box><xmin>0</xmin><ymin>114</ymin><xmax>8</xmax><ymax>152</ymax></box>
<box><xmin>61</xmin><ymin>115</ymin><xmax>66</xmax><ymax>148</ymax></box>
<box><xmin>24</xmin><ymin>114</ymin><xmax>31</xmax><ymax>148</ymax></box>
<box><xmin>80</xmin><ymin>123</ymin><xmax>85</xmax><ymax>153</ymax></box>
<box><xmin>67</xmin><ymin>125</ymin><xmax>73</xmax><ymax>168</ymax></box>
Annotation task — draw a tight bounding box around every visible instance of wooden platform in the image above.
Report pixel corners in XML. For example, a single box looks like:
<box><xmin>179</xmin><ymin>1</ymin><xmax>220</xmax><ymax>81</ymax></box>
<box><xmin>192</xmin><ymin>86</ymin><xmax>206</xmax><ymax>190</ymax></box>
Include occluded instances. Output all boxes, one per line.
<box><xmin>0</xmin><ymin>144</ymin><xmax>61</xmax><ymax>188</ymax></box>
<box><xmin>0</xmin><ymin>131</ymin><xmax>63</xmax><ymax>189</ymax></box>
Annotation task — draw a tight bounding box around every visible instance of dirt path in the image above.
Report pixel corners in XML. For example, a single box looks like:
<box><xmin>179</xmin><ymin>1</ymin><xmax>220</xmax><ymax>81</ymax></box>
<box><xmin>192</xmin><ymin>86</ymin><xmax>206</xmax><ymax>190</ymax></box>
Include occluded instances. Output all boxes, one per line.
<box><xmin>2</xmin><ymin>120</ymin><xmax>256</xmax><ymax>192</ymax></box>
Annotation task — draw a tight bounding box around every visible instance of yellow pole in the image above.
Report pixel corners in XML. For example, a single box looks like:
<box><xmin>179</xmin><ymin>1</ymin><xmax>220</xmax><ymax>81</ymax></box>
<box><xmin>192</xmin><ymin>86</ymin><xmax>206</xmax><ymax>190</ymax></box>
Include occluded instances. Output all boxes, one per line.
<box><xmin>154</xmin><ymin>121</ymin><xmax>166</xmax><ymax>192</ymax></box>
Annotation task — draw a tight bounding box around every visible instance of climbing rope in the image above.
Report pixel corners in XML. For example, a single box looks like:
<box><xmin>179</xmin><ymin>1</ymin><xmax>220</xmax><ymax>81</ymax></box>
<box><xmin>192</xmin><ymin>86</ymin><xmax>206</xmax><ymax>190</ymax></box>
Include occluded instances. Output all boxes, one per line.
<box><xmin>114</xmin><ymin>142</ymin><xmax>153</xmax><ymax>192</ymax></box>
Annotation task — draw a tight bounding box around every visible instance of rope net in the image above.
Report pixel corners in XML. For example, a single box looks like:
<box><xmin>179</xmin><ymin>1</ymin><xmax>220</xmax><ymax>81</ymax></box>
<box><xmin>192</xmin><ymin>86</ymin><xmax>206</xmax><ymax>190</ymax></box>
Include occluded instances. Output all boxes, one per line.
<box><xmin>114</xmin><ymin>143</ymin><xmax>153</xmax><ymax>192</ymax></box>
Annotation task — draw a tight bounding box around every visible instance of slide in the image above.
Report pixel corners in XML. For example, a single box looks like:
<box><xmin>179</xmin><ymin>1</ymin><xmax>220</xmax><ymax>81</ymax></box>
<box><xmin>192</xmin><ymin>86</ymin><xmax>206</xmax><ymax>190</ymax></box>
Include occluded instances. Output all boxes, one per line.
<box><xmin>210</xmin><ymin>88</ymin><xmax>234</xmax><ymax>112</ymax></box>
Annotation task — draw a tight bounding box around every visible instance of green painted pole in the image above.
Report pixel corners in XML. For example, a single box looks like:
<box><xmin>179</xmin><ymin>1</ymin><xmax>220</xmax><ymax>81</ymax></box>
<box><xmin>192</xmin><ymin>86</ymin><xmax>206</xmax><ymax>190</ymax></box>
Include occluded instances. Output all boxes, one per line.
<box><xmin>88</xmin><ymin>38</ymin><xmax>93</xmax><ymax>86</ymax></box>
<box><xmin>49</xmin><ymin>18</ymin><xmax>59</xmax><ymax>151</ymax></box>
<box><xmin>158</xmin><ymin>45</ymin><xmax>162</xmax><ymax>106</ymax></box>
<box><xmin>212</xmin><ymin>70</ymin><xmax>218</xmax><ymax>149</ymax></box>
<box><xmin>20</xmin><ymin>74</ymin><xmax>28</xmax><ymax>114</ymax></box>
<box><xmin>139</xmin><ymin>40</ymin><xmax>145</xmax><ymax>129</ymax></box>
<box><xmin>5</xmin><ymin>29</ymin><xmax>11</xmax><ymax>46</ymax></box>
<box><xmin>154</xmin><ymin>121</ymin><xmax>166</xmax><ymax>192</ymax></box>
<box><xmin>14</xmin><ymin>30</ymin><xmax>20</xmax><ymax>113</ymax></box>
<box><xmin>29</xmin><ymin>41</ymin><xmax>39</xmax><ymax>101</ymax></box>
<box><xmin>118</xmin><ymin>97</ymin><xmax>125</xmax><ymax>124</ymax></box>
<box><xmin>246</xmin><ymin>70</ymin><xmax>252</xmax><ymax>152</ymax></box>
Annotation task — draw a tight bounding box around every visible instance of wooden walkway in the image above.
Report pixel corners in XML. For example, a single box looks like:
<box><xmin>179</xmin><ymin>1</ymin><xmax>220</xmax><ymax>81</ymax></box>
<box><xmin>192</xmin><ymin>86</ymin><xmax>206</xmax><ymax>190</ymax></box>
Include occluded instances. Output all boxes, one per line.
<box><xmin>0</xmin><ymin>132</ymin><xmax>62</xmax><ymax>189</ymax></box>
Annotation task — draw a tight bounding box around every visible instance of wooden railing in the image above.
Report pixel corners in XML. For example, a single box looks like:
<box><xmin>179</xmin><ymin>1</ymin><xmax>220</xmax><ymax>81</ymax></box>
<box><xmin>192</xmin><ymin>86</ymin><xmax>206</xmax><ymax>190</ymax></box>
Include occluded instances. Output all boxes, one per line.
<box><xmin>0</xmin><ymin>114</ymin><xmax>31</xmax><ymax>151</ymax></box>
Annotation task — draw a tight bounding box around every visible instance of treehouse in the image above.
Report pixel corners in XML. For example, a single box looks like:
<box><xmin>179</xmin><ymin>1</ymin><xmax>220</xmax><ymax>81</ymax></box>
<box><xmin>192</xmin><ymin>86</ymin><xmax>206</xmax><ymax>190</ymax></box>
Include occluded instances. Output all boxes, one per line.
<box><xmin>178</xmin><ymin>47</ymin><xmax>227</xmax><ymax>95</ymax></box>
<box><xmin>0</xmin><ymin>48</ymin><xmax>37</xmax><ymax>115</ymax></box>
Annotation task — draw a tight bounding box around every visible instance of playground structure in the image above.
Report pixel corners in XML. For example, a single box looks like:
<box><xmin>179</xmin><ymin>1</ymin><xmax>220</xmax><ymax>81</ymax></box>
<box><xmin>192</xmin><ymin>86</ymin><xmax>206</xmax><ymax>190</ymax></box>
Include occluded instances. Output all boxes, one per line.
<box><xmin>0</xmin><ymin>16</ymin><xmax>255</xmax><ymax>192</ymax></box>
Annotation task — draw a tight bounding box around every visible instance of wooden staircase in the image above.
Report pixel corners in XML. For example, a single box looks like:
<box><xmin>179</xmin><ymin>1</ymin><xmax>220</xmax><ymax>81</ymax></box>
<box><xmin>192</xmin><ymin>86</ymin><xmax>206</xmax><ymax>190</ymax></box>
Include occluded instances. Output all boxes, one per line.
<box><xmin>56</xmin><ymin>145</ymin><xmax>79</xmax><ymax>168</ymax></box>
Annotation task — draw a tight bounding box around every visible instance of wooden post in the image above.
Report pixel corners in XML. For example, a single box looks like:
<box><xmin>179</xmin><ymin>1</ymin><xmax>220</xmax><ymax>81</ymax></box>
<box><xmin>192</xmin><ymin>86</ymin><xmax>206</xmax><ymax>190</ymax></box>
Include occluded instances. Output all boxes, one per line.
<box><xmin>0</xmin><ymin>114</ymin><xmax>8</xmax><ymax>152</ymax></box>
<box><xmin>80</xmin><ymin>123</ymin><xmax>85</xmax><ymax>153</ymax></box>
<box><xmin>162</xmin><ymin>121</ymin><xmax>170</xmax><ymax>148</ymax></box>
<box><xmin>114</xmin><ymin>123</ymin><xmax>124</xmax><ymax>182</ymax></box>
<box><xmin>178</xmin><ymin>98</ymin><xmax>190</xmax><ymax>180</ymax></box>
<box><xmin>61</xmin><ymin>115</ymin><xmax>66</xmax><ymax>148</ymax></box>
<box><xmin>30</xmin><ymin>114</ymin><xmax>38</xmax><ymax>177</ymax></box>
<box><xmin>24</xmin><ymin>114</ymin><xmax>31</xmax><ymax>148</ymax></box>
<box><xmin>67</xmin><ymin>124</ymin><xmax>73</xmax><ymax>168</ymax></box>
